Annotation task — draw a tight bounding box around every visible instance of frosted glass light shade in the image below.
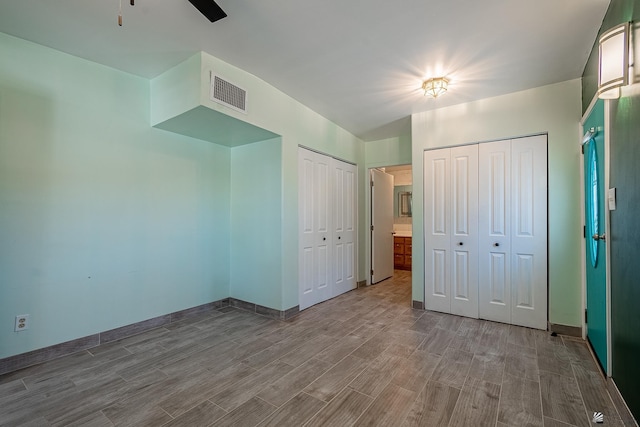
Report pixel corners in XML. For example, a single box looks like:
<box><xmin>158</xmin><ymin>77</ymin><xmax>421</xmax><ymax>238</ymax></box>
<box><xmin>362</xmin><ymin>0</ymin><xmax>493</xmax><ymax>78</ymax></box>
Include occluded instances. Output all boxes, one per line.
<box><xmin>598</xmin><ymin>23</ymin><xmax>629</xmax><ymax>99</ymax></box>
<box><xmin>422</xmin><ymin>77</ymin><xmax>449</xmax><ymax>98</ymax></box>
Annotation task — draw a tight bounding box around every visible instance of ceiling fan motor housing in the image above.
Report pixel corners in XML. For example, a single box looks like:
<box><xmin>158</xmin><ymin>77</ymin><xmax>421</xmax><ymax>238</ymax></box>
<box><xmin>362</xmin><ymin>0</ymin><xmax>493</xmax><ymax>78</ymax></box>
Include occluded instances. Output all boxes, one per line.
<box><xmin>188</xmin><ymin>0</ymin><xmax>227</xmax><ymax>23</ymax></box>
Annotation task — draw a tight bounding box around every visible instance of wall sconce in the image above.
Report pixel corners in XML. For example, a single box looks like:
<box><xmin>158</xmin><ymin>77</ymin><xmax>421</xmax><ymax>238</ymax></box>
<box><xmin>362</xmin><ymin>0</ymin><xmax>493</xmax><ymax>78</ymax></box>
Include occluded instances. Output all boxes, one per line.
<box><xmin>422</xmin><ymin>77</ymin><xmax>449</xmax><ymax>98</ymax></box>
<box><xmin>598</xmin><ymin>22</ymin><xmax>630</xmax><ymax>99</ymax></box>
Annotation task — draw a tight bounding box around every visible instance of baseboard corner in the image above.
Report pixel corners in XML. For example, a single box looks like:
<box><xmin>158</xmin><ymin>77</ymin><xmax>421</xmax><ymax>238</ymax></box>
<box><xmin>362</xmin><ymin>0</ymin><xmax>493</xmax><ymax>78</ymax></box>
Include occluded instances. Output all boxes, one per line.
<box><xmin>548</xmin><ymin>322</ymin><xmax>582</xmax><ymax>337</ymax></box>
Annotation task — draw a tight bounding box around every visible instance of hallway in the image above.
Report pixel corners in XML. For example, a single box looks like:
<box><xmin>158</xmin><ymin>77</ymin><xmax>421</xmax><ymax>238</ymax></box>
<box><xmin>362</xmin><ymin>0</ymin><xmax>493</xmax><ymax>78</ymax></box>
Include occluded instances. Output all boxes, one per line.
<box><xmin>0</xmin><ymin>271</ymin><xmax>632</xmax><ymax>426</ymax></box>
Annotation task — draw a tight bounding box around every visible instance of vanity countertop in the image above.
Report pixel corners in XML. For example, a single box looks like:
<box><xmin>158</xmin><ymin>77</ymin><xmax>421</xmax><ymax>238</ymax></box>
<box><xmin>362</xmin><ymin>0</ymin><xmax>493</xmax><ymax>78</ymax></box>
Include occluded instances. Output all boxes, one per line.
<box><xmin>394</xmin><ymin>231</ymin><xmax>412</xmax><ymax>238</ymax></box>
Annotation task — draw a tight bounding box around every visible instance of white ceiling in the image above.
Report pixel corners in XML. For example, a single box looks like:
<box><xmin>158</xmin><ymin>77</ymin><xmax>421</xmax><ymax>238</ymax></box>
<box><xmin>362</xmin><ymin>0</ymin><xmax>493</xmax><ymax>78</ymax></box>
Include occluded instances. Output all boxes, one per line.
<box><xmin>0</xmin><ymin>0</ymin><xmax>609</xmax><ymax>141</ymax></box>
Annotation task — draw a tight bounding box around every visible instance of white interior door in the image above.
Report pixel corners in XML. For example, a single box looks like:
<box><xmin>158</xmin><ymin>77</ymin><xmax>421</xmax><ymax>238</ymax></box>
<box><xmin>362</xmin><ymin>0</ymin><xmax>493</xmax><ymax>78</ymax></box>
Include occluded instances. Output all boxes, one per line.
<box><xmin>478</xmin><ymin>136</ymin><xmax>547</xmax><ymax>329</ymax></box>
<box><xmin>450</xmin><ymin>145</ymin><xmax>479</xmax><ymax>318</ymax></box>
<box><xmin>333</xmin><ymin>159</ymin><xmax>357</xmax><ymax>296</ymax></box>
<box><xmin>424</xmin><ymin>148</ymin><xmax>451</xmax><ymax>313</ymax></box>
<box><xmin>479</xmin><ymin>140</ymin><xmax>512</xmax><ymax>324</ymax></box>
<box><xmin>510</xmin><ymin>135</ymin><xmax>547</xmax><ymax>329</ymax></box>
<box><xmin>371</xmin><ymin>168</ymin><xmax>394</xmax><ymax>284</ymax></box>
<box><xmin>425</xmin><ymin>136</ymin><xmax>546</xmax><ymax>328</ymax></box>
<box><xmin>299</xmin><ymin>148</ymin><xmax>332</xmax><ymax>310</ymax></box>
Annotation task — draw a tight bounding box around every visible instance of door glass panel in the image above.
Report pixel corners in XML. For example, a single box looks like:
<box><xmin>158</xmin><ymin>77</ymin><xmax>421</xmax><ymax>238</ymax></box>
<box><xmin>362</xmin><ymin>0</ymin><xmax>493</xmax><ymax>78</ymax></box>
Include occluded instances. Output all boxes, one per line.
<box><xmin>587</xmin><ymin>138</ymin><xmax>599</xmax><ymax>267</ymax></box>
<box><xmin>583</xmin><ymin>99</ymin><xmax>607</xmax><ymax>373</ymax></box>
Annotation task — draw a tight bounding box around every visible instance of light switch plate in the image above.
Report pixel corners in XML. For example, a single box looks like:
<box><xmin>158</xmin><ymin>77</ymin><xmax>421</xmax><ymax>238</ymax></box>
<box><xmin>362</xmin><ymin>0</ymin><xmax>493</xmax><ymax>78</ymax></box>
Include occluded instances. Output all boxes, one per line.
<box><xmin>608</xmin><ymin>188</ymin><xmax>616</xmax><ymax>211</ymax></box>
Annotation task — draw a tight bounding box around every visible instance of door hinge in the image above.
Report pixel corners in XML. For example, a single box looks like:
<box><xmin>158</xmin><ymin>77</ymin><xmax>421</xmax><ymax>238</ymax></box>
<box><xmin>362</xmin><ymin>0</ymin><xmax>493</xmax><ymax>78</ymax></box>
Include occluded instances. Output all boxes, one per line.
<box><xmin>371</xmin><ymin>269</ymin><xmax>374</xmax><ymax>276</ymax></box>
<box><xmin>583</xmin><ymin>225</ymin><xmax>586</xmax><ymax>238</ymax></box>
<box><xmin>585</xmin><ymin>309</ymin><xmax>588</xmax><ymax>323</ymax></box>
<box><xmin>370</xmin><ymin>180</ymin><xmax>374</xmax><ymax>187</ymax></box>
<box><xmin>371</xmin><ymin>225</ymin><xmax>374</xmax><ymax>231</ymax></box>
<box><xmin>581</xmin><ymin>144</ymin><xmax>585</xmax><ymax>154</ymax></box>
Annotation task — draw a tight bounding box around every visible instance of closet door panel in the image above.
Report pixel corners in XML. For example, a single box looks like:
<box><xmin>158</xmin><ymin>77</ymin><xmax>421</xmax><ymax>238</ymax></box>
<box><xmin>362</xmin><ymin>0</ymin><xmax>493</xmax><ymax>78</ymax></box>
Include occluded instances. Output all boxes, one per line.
<box><xmin>333</xmin><ymin>163</ymin><xmax>346</xmax><ymax>292</ymax></box>
<box><xmin>315</xmin><ymin>155</ymin><xmax>332</xmax><ymax>301</ymax></box>
<box><xmin>343</xmin><ymin>163</ymin><xmax>356</xmax><ymax>289</ymax></box>
<box><xmin>450</xmin><ymin>145</ymin><xmax>479</xmax><ymax>318</ymax></box>
<box><xmin>298</xmin><ymin>148</ymin><xmax>332</xmax><ymax>310</ymax></box>
<box><xmin>424</xmin><ymin>137</ymin><xmax>547</xmax><ymax>329</ymax></box>
<box><xmin>333</xmin><ymin>159</ymin><xmax>357</xmax><ymax>296</ymax></box>
<box><xmin>479</xmin><ymin>140</ymin><xmax>512</xmax><ymax>323</ymax></box>
<box><xmin>514</xmin><ymin>254</ymin><xmax>535</xmax><ymax>308</ymax></box>
<box><xmin>489</xmin><ymin>253</ymin><xmax>508</xmax><ymax>302</ymax></box>
<box><xmin>431</xmin><ymin>249</ymin><xmax>448</xmax><ymax>297</ymax></box>
<box><xmin>299</xmin><ymin>150</ymin><xmax>318</xmax><ymax>309</ymax></box>
<box><xmin>316</xmin><ymin>157</ymin><xmax>330</xmax><ymax>236</ymax></box>
<box><xmin>510</xmin><ymin>135</ymin><xmax>547</xmax><ymax>329</ymax></box>
<box><xmin>424</xmin><ymin>149</ymin><xmax>452</xmax><ymax>313</ymax></box>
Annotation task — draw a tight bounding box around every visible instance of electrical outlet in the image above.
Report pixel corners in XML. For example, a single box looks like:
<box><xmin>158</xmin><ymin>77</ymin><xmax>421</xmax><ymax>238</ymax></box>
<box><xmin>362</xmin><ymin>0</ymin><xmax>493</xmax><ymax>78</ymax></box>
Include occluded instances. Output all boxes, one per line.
<box><xmin>14</xmin><ymin>314</ymin><xmax>29</xmax><ymax>332</ymax></box>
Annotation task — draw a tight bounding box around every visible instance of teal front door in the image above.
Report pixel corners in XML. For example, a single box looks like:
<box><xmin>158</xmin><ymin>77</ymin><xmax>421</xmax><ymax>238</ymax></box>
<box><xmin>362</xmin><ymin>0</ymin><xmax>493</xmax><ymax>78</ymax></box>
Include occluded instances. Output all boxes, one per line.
<box><xmin>583</xmin><ymin>99</ymin><xmax>607</xmax><ymax>372</ymax></box>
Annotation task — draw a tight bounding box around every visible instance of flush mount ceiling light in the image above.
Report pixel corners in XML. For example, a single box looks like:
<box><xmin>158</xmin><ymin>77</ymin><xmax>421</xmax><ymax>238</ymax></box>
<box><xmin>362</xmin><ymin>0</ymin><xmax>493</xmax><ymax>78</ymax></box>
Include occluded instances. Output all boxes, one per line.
<box><xmin>598</xmin><ymin>22</ymin><xmax>630</xmax><ymax>99</ymax></box>
<box><xmin>422</xmin><ymin>77</ymin><xmax>449</xmax><ymax>98</ymax></box>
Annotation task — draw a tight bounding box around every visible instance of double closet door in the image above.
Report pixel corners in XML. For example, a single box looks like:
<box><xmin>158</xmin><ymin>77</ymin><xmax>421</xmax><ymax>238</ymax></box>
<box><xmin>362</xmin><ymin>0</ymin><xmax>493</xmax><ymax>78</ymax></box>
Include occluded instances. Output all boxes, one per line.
<box><xmin>298</xmin><ymin>147</ymin><xmax>357</xmax><ymax>310</ymax></box>
<box><xmin>423</xmin><ymin>135</ymin><xmax>547</xmax><ymax>329</ymax></box>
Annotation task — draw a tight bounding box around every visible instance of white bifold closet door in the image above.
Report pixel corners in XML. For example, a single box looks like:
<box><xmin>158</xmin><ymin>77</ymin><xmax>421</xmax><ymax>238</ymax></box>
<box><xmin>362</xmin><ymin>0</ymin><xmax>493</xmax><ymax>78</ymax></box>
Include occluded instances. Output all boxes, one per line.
<box><xmin>478</xmin><ymin>135</ymin><xmax>547</xmax><ymax>329</ymax></box>
<box><xmin>424</xmin><ymin>135</ymin><xmax>547</xmax><ymax>329</ymax></box>
<box><xmin>424</xmin><ymin>144</ymin><xmax>479</xmax><ymax>319</ymax></box>
<box><xmin>298</xmin><ymin>147</ymin><xmax>357</xmax><ymax>310</ymax></box>
<box><xmin>333</xmin><ymin>160</ymin><xmax>357</xmax><ymax>296</ymax></box>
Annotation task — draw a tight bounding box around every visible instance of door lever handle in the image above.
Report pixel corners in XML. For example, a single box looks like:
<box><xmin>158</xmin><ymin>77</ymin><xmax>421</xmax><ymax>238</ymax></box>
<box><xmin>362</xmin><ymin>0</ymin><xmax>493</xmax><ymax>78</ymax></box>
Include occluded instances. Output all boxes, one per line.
<box><xmin>592</xmin><ymin>233</ymin><xmax>606</xmax><ymax>241</ymax></box>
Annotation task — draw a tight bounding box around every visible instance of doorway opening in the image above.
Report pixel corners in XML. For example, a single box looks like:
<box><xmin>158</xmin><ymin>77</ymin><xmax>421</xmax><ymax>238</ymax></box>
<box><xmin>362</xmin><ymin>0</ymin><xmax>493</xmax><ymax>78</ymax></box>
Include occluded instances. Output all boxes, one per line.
<box><xmin>370</xmin><ymin>164</ymin><xmax>413</xmax><ymax>286</ymax></box>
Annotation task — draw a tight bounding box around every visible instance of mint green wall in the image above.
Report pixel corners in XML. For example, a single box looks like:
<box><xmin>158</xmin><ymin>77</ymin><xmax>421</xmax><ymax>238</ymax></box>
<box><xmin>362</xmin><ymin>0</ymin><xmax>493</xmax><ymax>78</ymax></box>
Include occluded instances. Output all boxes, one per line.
<box><xmin>150</xmin><ymin>53</ymin><xmax>201</xmax><ymax>126</ymax></box>
<box><xmin>365</xmin><ymin>135</ymin><xmax>412</xmax><ymax>169</ymax></box>
<box><xmin>152</xmin><ymin>52</ymin><xmax>366</xmax><ymax>310</ymax></box>
<box><xmin>195</xmin><ymin>52</ymin><xmax>366</xmax><ymax>309</ymax></box>
<box><xmin>363</xmin><ymin>135</ymin><xmax>412</xmax><ymax>284</ymax></box>
<box><xmin>0</xmin><ymin>33</ymin><xmax>231</xmax><ymax>359</ymax></box>
<box><xmin>0</xmin><ymin>33</ymin><xmax>366</xmax><ymax>361</ymax></box>
<box><xmin>412</xmin><ymin>79</ymin><xmax>583</xmax><ymax>327</ymax></box>
<box><xmin>230</xmin><ymin>138</ymin><xmax>283</xmax><ymax>308</ymax></box>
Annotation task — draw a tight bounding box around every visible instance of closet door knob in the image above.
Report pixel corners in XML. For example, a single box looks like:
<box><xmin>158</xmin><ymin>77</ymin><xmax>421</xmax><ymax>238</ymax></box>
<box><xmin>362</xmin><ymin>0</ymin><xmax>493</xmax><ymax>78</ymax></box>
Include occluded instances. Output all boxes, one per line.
<box><xmin>323</xmin><ymin>237</ymin><xmax>326</xmax><ymax>241</ymax></box>
<box><xmin>458</xmin><ymin>242</ymin><xmax>463</xmax><ymax>246</ymax></box>
<box><xmin>338</xmin><ymin>236</ymin><xmax>341</xmax><ymax>240</ymax></box>
<box><xmin>494</xmin><ymin>243</ymin><xmax>500</xmax><ymax>247</ymax></box>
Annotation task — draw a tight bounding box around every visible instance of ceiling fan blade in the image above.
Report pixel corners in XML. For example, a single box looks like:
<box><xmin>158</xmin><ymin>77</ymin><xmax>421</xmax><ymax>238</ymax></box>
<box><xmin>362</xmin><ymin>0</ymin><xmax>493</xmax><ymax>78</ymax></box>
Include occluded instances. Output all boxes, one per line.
<box><xmin>187</xmin><ymin>0</ymin><xmax>227</xmax><ymax>23</ymax></box>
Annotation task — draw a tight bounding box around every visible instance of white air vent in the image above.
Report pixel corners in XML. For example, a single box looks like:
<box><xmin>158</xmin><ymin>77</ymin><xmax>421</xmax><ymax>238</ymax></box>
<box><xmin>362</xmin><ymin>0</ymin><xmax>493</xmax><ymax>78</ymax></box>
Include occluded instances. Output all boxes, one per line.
<box><xmin>210</xmin><ymin>73</ymin><xmax>247</xmax><ymax>114</ymax></box>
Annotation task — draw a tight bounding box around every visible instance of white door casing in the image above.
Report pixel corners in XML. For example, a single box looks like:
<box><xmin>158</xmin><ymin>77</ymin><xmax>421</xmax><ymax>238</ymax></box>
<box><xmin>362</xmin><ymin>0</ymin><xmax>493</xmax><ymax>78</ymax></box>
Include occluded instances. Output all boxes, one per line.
<box><xmin>371</xmin><ymin>168</ymin><xmax>394</xmax><ymax>284</ymax></box>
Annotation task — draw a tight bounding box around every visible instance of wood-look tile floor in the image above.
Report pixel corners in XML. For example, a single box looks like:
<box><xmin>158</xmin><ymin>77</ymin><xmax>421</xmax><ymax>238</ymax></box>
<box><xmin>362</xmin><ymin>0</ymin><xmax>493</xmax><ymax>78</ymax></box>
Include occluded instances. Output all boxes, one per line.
<box><xmin>0</xmin><ymin>271</ymin><xmax>633</xmax><ymax>426</ymax></box>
